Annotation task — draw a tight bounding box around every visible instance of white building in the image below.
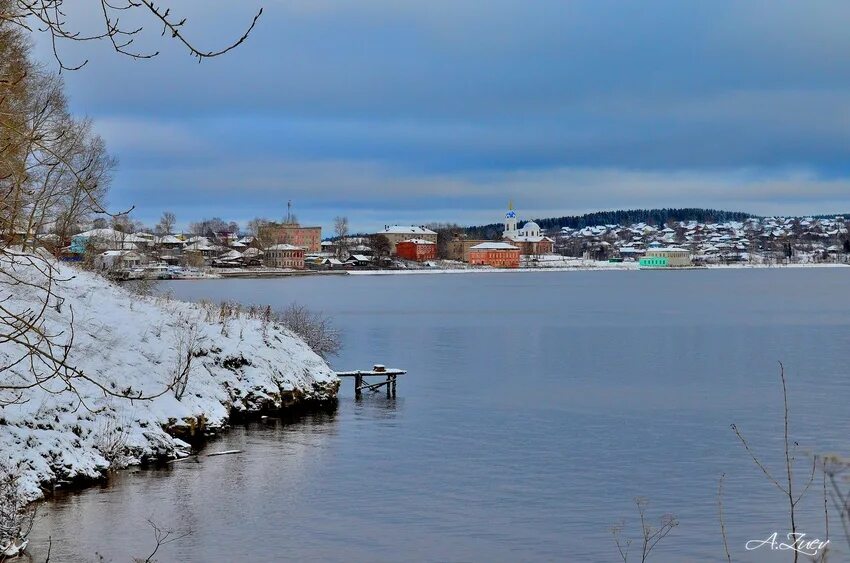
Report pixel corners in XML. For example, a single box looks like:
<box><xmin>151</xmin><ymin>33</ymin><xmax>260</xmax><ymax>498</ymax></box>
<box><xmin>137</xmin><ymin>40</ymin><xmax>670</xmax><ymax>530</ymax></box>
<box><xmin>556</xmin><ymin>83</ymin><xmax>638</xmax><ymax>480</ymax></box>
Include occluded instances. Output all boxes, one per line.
<box><xmin>501</xmin><ymin>203</ymin><xmax>554</xmax><ymax>255</ymax></box>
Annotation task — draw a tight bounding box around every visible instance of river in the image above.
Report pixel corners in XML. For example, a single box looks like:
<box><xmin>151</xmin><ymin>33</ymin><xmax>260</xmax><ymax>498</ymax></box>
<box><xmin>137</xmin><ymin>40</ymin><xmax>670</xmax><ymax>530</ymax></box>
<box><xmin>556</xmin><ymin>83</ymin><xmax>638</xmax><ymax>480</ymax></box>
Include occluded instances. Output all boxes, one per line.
<box><xmin>26</xmin><ymin>268</ymin><xmax>850</xmax><ymax>562</ymax></box>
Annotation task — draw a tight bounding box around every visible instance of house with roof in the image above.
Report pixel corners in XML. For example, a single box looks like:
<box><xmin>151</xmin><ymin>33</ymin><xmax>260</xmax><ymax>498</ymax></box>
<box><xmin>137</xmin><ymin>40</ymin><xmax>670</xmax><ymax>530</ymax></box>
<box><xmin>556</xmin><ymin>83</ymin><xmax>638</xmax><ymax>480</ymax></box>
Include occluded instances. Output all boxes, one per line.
<box><xmin>468</xmin><ymin>242</ymin><xmax>521</xmax><ymax>268</ymax></box>
<box><xmin>375</xmin><ymin>225</ymin><xmax>438</xmax><ymax>254</ymax></box>
<box><xmin>395</xmin><ymin>238</ymin><xmax>437</xmax><ymax>262</ymax></box>
<box><xmin>264</xmin><ymin>243</ymin><xmax>305</xmax><ymax>269</ymax></box>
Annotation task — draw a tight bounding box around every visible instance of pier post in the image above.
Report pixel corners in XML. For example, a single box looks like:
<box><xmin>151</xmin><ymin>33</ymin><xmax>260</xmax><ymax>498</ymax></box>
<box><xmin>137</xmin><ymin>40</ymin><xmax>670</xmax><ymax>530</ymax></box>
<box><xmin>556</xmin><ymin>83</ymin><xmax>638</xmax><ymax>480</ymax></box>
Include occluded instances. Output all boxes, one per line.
<box><xmin>355</xmin><ymin>372</ymin><xmax>362</xmax><ymax>398</ymax></box>
<box><xmin>386</xmin><ymin>375</ymin><xmax>391</xmax><ymax>398</ymax></box>
<box><xmin>391</xmin><ymin>375</ymin><xmax>397</xmax><ymax>397</ymax></box>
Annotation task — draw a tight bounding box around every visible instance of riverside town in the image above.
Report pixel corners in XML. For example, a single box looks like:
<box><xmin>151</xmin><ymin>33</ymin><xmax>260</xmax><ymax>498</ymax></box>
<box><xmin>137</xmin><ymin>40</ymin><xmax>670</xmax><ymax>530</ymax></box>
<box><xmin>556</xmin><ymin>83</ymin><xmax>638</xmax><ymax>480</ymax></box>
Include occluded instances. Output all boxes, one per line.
<box><xmin>29</xmin><ymin>203</ymin><xmax>850</xmax><ymax>280</ymax></box>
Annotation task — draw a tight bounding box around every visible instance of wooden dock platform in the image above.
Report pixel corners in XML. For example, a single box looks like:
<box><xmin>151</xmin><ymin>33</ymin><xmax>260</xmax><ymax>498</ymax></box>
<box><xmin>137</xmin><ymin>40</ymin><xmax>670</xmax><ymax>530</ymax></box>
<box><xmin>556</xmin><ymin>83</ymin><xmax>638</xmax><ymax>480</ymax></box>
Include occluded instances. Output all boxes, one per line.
<box><xmin>335</xmin><ymin>365</ymin><xmax>407</xmax><ymax>397</ymax></box>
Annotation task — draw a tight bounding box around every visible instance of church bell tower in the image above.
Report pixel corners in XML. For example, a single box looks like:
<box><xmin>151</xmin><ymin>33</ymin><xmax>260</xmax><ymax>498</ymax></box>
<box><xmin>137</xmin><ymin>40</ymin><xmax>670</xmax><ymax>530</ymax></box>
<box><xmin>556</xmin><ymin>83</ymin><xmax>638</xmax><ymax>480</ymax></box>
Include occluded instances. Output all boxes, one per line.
<box><xmin>503</xmin><ymin>200</ymin><xmax>518</xmax><ymax>239</ymax></box>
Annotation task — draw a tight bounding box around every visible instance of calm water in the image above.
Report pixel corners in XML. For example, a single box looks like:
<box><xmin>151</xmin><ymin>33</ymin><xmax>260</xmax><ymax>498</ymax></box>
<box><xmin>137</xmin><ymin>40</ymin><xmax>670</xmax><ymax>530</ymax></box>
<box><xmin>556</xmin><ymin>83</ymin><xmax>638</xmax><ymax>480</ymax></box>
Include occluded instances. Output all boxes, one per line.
<box><xmin>26</xmin><ymin>269</ymin><xmax>850</xmax><ymax>562</ymax></box>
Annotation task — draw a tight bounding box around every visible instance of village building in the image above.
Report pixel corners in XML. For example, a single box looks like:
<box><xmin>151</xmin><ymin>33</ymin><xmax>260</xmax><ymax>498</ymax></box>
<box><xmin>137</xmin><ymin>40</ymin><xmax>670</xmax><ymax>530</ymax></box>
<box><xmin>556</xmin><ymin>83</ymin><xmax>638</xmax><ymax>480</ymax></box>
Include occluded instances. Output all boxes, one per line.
<box><xmin>264</xmin><ymin>243</ymin><xmax>305</xmax><ymax>269</ymax></box>
<box><xmin>258</xmin><ymin>223</ymin><xmax>322</xmax><ymax>252</ymax></box>
<box><xmin>345</xmin><ymin>254</ymin><xmax>373</xmax><ymax>268</ymax></box>
<box><xmin>395</xmin><ymin>239</ymin><xmax>437</xmax><ymax>262</ymax></box>
<box><xmin>94</xmin><ymin>250</ymin><xmax>142</xmax><ymax>271</ymax></box>
<box><xmin>501</xmin><ymin>204</ymin><xmax>555</xmax><ymax>255</ymax></box>
<box><xmin>375</xmin><ymin>225</ymin><xmax>438</xmax><ymax>254</ymax></box>
<box><xmin>639</xmin><ymin>247</ymin><xmax>692</xmax><ymax>268</ymax></box>
<box><xmin>447</xmin><ymin>235</ymin><xmax>491</xmax><ymax>262</ymax></box>
<box><xmin>468</xmin><ymin>242</ymin><xmax>521</xmax><ymax>268</ymax></box>
<box><xmin>70</xmin><ymin>228</ymin><xmax>148</xmax><ymax>253</ymax></box>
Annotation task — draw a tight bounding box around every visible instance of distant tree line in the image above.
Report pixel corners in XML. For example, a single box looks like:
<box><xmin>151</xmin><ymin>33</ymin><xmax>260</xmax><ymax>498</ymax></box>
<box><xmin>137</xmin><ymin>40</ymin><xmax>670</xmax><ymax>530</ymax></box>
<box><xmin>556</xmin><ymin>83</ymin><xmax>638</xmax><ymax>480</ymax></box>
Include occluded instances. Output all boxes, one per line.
<box><xmin>464</xmin><ymin>208</ymin><xmax>755</xmax><ymax>238</ymax></box>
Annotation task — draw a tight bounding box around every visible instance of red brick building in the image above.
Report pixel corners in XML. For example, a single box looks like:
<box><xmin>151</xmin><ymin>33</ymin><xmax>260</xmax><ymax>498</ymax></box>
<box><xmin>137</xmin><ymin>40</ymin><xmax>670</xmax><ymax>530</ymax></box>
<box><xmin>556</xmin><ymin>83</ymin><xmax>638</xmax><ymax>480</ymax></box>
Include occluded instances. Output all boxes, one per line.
<box><xmin>395</xmin><ymin>239</ymin><xmax>437</xmax><ymax>262</ymax></box>
<box><xmin>258</xmin><ymin>223</ymin><xmax>322</xmax><ymax>252</ymax></box>
<box><xmin>468</xmin><ymin>242</ymin><xmax>521</xmax><ymax>268</ymax></box>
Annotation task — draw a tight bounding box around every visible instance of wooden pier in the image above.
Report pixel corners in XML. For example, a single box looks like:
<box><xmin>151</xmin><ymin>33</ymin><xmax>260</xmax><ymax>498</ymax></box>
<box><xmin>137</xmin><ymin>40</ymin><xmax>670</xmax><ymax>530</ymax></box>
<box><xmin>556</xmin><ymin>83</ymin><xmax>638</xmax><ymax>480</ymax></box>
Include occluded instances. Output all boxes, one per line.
<box><xmin>335</xmin><ymin>364</ymin><xmax>407</xmax><ymax>398</ymax></box>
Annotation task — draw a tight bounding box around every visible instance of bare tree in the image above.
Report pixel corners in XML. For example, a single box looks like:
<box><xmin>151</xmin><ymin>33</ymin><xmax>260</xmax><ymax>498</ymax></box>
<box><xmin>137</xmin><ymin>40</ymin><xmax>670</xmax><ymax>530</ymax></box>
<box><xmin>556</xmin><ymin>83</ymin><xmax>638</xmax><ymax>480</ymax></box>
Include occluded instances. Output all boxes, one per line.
<box><xmin>1</xmin><ymin>0</ymin><xmax>259</xmax><ymax>411</ymax></box>
<box><xmin>157</xmin><ymin>211</ymin><xmax>176</xmax><ymax>236</ymax></box>
<box><xmin>425</xmin><ymin>222</ymin><xmax>461</xmax><ymax>259</ymax></box>
<box><xmin>731</xmin><ymin>362</ymin><xmax>817</xmax><ymax>563</ymax></box>
<box><xmin>333</xmin><ymin>216</ymin><xmax>349</xmax><ymax>259</ymax></box>
<box><xmin>370</xmin><ymin>234</ymin><xmax>391</xmax><ymax>266</ymax></box>
<box><xmin>247</xmin><ymin>217</ymin><xmax>269</xmax><ymax>237</ymax></box>
<box><xmin>1</xmin><ymin>1</ymin><xmax>263</xmax><ymax>71</ymax></box>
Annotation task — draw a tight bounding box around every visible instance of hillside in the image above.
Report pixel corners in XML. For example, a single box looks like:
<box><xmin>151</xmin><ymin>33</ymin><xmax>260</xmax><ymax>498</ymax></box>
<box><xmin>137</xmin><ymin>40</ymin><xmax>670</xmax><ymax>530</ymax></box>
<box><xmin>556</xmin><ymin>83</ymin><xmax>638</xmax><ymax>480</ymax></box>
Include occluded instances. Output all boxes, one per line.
<box><xmin>465</xmin><ymin>208</ymin><xmax>754</xmax><ymax>239</ymax></box>
<box><xmin>0</xmin><ymin>251</ymin><xmax>338</xmax><ymax>500</ymax></box>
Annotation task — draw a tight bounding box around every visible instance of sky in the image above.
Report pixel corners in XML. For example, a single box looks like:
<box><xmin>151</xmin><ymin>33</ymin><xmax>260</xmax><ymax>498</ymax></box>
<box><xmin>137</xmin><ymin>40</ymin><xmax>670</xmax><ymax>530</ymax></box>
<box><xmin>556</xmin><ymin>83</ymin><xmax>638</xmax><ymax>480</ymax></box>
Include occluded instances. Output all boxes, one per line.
<box><xmin>32</xmin><ymin>1</ymin><xmax>850</xmax><ymax>233</ymax></box>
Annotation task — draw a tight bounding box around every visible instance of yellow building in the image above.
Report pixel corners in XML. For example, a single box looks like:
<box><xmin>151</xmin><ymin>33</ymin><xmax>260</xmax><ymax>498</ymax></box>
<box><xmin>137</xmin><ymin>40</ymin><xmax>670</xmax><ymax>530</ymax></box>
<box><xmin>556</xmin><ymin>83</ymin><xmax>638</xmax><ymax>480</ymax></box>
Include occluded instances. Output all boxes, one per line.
<box><xmin>641</xmin><ymin>247</ymin><xmax>692</xmax><ymax>267</ymax></box>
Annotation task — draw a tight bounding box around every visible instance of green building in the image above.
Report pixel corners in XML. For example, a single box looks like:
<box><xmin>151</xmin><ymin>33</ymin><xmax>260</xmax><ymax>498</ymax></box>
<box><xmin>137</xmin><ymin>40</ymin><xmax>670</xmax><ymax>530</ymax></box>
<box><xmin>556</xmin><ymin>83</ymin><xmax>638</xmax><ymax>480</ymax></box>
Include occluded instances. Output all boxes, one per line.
<box><xmin>639</xmin><ymin>256</ymin><xmax>669</xmax><ymax>268</ymax></box>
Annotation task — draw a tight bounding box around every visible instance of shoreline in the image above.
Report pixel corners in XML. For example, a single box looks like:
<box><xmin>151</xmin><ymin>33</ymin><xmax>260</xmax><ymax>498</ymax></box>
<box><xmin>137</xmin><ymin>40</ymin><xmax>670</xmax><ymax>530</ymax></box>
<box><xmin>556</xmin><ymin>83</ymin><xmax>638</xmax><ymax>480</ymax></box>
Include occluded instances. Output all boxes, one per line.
<box><xmin>159</xmin><ymin>261</ymin><xmax>850</xmax><ymax>281</ymax></box>
<box><xmin>344</xmin><ymin>262</ymin><xmax>850</xmax><ymax>275</ymax></box>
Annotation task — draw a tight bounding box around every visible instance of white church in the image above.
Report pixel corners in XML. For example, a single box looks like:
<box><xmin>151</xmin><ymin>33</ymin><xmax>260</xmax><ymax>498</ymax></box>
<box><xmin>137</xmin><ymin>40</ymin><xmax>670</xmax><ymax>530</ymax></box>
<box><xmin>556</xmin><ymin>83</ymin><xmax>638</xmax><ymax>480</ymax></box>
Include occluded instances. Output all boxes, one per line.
<box><xmin>502</xmin><ymin>203</ymin><xmax>554</xmax><ymax>255</ymax></box>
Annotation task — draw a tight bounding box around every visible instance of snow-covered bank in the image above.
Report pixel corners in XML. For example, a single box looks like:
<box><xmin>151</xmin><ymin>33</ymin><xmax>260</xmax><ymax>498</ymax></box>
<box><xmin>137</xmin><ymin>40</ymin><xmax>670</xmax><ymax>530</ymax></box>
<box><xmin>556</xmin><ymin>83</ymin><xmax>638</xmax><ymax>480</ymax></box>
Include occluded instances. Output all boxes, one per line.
<box><xmin>349</xmin><ymin>260</ymin><xmax>639</xmax><ymax>275</ymax></box>
<box><xmin>0</xmin><ymin>252</ymin><xmax>338</xmax><ymax>500</ymax></box>
<box><xmin>348</xmin><ymin>261</ymin><xmax>850</xmax><ymax>275</ymax></box>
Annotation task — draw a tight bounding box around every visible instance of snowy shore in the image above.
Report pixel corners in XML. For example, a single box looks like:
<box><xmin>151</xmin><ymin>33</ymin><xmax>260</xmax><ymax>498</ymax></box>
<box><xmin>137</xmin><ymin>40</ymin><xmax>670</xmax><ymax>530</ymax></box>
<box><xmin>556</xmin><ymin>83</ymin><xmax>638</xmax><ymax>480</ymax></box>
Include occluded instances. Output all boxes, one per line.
<box><xmin>0</xmin><ymin>252</ymin><xmax>338</xmax><ymax>500</ymax></box>
<box><xmin>348</xmin><ymin>260</ymin><xmax>850</xmax><ymax>275</ymax></box>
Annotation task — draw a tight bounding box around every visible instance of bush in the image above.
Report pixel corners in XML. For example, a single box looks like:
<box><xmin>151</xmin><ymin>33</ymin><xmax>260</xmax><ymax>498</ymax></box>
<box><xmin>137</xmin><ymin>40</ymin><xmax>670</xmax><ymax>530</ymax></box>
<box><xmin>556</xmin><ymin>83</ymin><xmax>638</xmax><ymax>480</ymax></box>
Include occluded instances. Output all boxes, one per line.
<box><xmin>278</xmin><ymin>304</ymin><xmax>341</xmax><ymax>359</ymax></box>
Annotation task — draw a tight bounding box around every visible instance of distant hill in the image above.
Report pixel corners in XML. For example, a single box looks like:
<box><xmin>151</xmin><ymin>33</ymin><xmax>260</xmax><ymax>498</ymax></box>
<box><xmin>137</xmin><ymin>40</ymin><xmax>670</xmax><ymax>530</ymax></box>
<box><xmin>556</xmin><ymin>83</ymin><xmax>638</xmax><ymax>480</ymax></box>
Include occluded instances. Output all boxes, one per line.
<box><xmin>465</xmin><ymin>208</ymin><xmax>755</xmax><ymax>239</ymax></box>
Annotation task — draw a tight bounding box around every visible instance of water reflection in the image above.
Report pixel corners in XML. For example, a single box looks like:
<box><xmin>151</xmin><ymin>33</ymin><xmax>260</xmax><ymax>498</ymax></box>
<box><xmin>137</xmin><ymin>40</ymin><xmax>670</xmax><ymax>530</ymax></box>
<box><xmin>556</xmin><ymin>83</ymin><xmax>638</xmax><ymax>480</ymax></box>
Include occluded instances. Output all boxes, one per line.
<box><xmin>24</xmin><ymin>270</ymin><xmax>850</xmax><ymax>562</ymax></box>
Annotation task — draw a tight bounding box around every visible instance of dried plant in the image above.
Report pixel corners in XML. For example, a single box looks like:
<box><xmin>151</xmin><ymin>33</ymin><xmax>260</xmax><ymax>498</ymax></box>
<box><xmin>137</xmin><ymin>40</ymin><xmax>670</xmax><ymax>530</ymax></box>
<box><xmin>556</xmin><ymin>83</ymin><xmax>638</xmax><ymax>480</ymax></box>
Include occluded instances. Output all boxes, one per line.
<box><xmin>93</xmin><ymin>418</ymin><xmax>131</xmax><ymax>468</ymax></box>
<box><xmin>0</xmin><ymin>463</ymin><xmax>36</xmax><ymax>554</ymax></box>
<box><xmin>731</xmin><ymin>362</ymin><xmax>816</xmax><ymax>563</ymax></box>
<box><xmin>133</xmin><ymin>518</ymin><xmax>191</xmax><ymax>563</ymax></box>
<box><xmin>171</xmin><ymin>316</ymin><xmax>200</xmax><ymax>401</ymax></box>
<box><xmin>611</xmin><ymin>497</ymin><xmax>678</xmax><ymax>562</ymax></box>
<box><xmin>277</xmin><ymin>303</ymin><xmax>341</xmax><ymax>359</ymax></box>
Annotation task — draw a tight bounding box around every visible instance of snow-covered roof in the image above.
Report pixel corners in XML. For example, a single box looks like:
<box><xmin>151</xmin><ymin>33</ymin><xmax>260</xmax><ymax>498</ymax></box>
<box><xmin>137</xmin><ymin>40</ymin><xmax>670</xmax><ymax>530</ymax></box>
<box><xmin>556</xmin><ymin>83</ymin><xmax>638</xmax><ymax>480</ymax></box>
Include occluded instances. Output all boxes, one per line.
<box><xmin>400</xmin><ymin>238</ymin><xmax>436</xmax><ymax>245</ymax></box>
<box><xmin>74</xmin><ymin>228</ymin><xmax>147</xmax><ymax>243</ymax></box>
<box><xmin>509</xmin><ymin>235</ymin><xmax>553</xmax><ymax>243</ymax></box>
<box><xmin>470</xmin><ymin>242</ymin><xmax>519</xmax><ymax>250</ymax></box>
<box><xmin>100</xmin><ymin>250</ymin><xmax>139</xmax><ymax>257</ymax></box>
<box><xmin>184</xmin><ymin>241</ymin><xmax>218</xmax><ymax>251</ymax></box>
<box><xmin>220</xmin><ymin>250</ymin><xmax>243</xmax><ymax>260</ymax></box>
<box><xmin>156</xmin><ymin>235</ymin><xmax>184</xmax><ymax>244</ymax></box>
<box><xmin>378</xmin><ymin>225</ymin><xmax>437</xmax><ymax>235</ymax></box>
<box><xmin>647</xmin><ymin>246</ymin><xmax>689</xmax><ymax>253</ymax></box>
<box><xmin>266</xmin><ymin>244</ymin><xmax>302</xmax><ymax>251</ymax></box>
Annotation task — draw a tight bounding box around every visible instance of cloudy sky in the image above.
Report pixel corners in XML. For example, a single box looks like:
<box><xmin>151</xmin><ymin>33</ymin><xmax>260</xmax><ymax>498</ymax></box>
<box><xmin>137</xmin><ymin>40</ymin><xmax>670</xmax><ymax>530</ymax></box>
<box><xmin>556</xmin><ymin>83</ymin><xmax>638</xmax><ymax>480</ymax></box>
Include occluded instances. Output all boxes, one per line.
<box><xmin>33</xmin><ymin>1</ymin><xmax>850</xmax><ymax>232</ymax></box>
